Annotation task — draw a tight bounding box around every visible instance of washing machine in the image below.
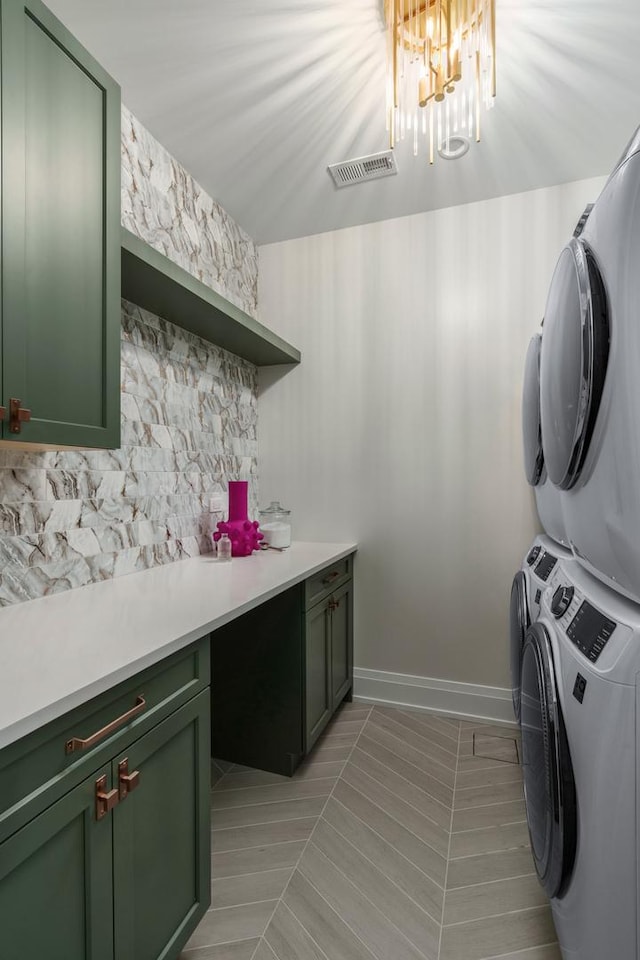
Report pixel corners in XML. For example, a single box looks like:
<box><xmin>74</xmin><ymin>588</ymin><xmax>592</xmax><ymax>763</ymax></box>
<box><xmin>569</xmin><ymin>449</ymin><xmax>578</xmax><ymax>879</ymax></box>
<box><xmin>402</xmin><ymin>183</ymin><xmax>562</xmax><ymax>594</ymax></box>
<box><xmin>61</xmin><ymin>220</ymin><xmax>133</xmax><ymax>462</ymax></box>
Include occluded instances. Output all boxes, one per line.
<box><xmin>522</xmin><ymin>332</ymin><xmax>569</xmax><ymax>548</ymax></box>
<box><xmin>539</xmin><ymin>126</ymin><xmax>640</xmax><ymax>603</ymax></box>
<box><xmin>520</xmin><ymin>556</ymin><xmax>640</xmax><ymax>959</ymax></box>
<box><xmin>510</xmin><ymin>534</ymin><xmax>572</xmax><ymax>722</ymax></box>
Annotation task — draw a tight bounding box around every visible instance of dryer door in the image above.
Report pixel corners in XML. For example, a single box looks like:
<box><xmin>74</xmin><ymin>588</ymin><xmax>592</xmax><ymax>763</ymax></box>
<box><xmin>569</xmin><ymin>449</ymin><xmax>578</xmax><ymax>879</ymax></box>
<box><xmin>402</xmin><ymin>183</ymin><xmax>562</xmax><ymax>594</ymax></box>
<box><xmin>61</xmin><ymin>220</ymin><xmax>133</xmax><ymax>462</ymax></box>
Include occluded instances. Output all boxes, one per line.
<box><xmin>510</xmin><ymin>571</ymin><xmax>529</xmax><ymax>723</ymax></box>
<box><xmin>539</xmin><ymin>238</ymin><xmax>609</xmax><ymax>490</ymax></box>
<box><xmin>522</xmin><ymin>334</ymin><xmax>544</xmax><ymax>486</ymax></box>
<box><xmin>520</xmin><ymin>623</ymin><xmax>577</xmax><ymax>898</ymax></box>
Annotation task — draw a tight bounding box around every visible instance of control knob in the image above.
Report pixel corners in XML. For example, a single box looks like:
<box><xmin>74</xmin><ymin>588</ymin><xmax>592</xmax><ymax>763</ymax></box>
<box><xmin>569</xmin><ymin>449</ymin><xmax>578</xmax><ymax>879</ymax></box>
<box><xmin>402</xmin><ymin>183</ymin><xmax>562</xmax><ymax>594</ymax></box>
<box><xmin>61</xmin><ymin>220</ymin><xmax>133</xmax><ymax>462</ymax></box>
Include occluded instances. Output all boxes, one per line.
<box><xmin>526</xmin><ymin>546</ymin><xmax>541</xmax><ymax>566</ymax></box>
<box><xmin>552</xmin><ymin>585</ymin><xmax>574</xmax><ymax>619</ymax></box>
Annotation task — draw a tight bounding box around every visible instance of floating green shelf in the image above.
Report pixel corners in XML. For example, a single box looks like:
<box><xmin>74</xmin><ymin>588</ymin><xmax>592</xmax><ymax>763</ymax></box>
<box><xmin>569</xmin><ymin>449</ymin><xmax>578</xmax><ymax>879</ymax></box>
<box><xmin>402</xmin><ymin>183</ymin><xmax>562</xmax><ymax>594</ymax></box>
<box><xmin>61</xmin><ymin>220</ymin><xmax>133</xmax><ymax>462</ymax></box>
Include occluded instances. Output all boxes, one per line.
<box><xmin>120</xmin><ymin>228</ymin><xmax>300</xmax><ymax>367</ymax></box>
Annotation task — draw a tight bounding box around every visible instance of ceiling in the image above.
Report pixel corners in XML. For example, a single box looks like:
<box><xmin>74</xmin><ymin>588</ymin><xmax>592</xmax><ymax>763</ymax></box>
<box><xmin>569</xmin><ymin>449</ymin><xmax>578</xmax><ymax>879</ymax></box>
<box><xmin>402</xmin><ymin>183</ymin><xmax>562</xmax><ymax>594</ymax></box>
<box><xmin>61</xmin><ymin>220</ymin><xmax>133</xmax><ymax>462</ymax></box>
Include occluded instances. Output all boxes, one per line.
<box><xmin>46</xmin><ymin>0</ymin><xmax>640</xmax><ymax>244</ymax></box>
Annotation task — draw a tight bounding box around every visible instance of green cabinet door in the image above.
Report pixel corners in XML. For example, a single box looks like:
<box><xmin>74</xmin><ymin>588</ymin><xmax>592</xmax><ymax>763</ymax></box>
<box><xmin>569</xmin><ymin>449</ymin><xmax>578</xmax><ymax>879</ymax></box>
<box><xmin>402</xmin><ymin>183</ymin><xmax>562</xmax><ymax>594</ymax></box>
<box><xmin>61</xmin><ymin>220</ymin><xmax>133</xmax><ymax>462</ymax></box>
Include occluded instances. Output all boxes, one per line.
<box><xmin>1</xmin><ymin>0</ymin><xmax>121</xmax><ymax>447</ymax></box>
<box><xmin>330</xmin><ymin>581</ymin><xmax>353</xmax><ymax>710</ymax></box>
<box><xmin>0</xmin><ymin>763</ymin><xmax>114</xmax><ymax>960</ymax></box>
<box><xmin>113</xmin><ymin>690</ymin><xmax>211</xmax><ymax>960</ymax></box>
<box><xmin>305</xmin><ymin>599</ymin><xmax>332</xmax><ymax>752</ymax></box>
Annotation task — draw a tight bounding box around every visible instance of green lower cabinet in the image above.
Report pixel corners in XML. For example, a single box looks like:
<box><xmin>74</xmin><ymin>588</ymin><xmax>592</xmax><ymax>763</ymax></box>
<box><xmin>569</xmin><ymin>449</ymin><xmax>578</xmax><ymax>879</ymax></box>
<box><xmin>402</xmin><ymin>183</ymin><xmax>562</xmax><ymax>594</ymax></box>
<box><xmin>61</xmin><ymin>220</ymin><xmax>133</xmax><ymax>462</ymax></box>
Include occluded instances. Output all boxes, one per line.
<box><xmin>305</xmin><ymin>599</ymin><xmax>332</xmax><ymax>751</ymax></box>
<box><xmin>330</xmin><ymin>580</ymin><xmax>353</xmax><ymax>711</ymax></box>
<box><xmin>211</xmin><ymin>560</ymin><xmax>355</xmax><ymax>774</ymax></box>
<box><xmin>0</xmin><ymin>763</ymin><xmax>114</xmax><ymax>960</ymax></box>
<box><xmin>113</xmin><ymin>691</ymin><xmax>211</xmax><ymax>960</ymax></box>
<box><xmin>305</xmin><ymin>577</ymin><xmax>355</xmax><ymax>752</ymax></box>
<box><xmin>0</xmin><ymin>682</ymin><xmax>211</xmax><ymax>960</ymax></box>
<box><xmin>211</xmin><ymin>585</ymin><xmax>304</xmax><ymax>777</ymax></box>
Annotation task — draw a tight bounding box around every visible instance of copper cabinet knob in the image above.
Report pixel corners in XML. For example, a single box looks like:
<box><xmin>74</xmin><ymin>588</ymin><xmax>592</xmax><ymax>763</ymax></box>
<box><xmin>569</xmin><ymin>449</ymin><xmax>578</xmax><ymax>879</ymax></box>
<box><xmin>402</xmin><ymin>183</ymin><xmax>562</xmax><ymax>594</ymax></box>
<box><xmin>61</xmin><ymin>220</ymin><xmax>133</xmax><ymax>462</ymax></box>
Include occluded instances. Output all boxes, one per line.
<box><xmin>9</xmin><ymin>398</ymin><xmax>31</xmax><ymax>434</ymax></box>
<box><xmin>118</xmin><ymin>758</ymin><xmax>141</xmax><ymax>799</ymax></box>
<box><xmin>95</xmin><ymin>775</ymin><xmax>119</xmax><ymax>820</ymax></box>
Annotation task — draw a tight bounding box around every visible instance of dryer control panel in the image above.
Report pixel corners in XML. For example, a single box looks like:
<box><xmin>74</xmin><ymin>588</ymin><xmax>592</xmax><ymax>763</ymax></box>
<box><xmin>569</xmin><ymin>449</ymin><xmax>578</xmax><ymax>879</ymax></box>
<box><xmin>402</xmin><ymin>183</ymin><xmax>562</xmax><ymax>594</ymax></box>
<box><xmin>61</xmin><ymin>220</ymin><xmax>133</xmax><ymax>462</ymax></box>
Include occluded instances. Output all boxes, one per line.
<box><xmin>534</xmin><ymin>551</ymin><xmax>557</xmax><ymax>582</ymax></box>
<box><xmin>566</xmin><ymin>601</ymin><xmax>617</xmax><ymax>662</ymax></box>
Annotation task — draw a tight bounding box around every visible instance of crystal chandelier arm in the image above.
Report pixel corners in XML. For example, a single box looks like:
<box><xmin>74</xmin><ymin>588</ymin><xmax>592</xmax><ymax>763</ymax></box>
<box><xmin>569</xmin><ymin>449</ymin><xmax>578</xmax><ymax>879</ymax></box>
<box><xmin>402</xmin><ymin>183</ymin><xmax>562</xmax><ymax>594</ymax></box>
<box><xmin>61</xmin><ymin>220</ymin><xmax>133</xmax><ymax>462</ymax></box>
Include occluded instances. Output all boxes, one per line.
<box><xmin>384</xmin><ymin>0</ymin><xmax>495</xmax><ymax>159</ymax></box>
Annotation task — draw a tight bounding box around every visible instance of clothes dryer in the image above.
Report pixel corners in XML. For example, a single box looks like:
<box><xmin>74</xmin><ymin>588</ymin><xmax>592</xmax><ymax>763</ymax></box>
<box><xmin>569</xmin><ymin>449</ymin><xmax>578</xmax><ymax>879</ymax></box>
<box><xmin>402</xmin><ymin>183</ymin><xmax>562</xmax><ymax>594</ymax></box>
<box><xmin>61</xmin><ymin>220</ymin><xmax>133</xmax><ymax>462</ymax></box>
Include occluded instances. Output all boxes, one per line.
<box><xmin>510</xmin><ymin>535</ymin><xmax>572</xmax><ymax>723</ymax></box>
<box><xmin>539</xmin><ymin>128</ymin><xmax>640</xmax><ymax>602</ymax></box>
<box><xmin>522</xmin><ymin>333</ymin><xmax>568</xmax><ymax>548</ymax></box>
<box><xmin>520</xmin><ymin>557</ymin><xmax>640</xmax><ymax>959</ymax></box>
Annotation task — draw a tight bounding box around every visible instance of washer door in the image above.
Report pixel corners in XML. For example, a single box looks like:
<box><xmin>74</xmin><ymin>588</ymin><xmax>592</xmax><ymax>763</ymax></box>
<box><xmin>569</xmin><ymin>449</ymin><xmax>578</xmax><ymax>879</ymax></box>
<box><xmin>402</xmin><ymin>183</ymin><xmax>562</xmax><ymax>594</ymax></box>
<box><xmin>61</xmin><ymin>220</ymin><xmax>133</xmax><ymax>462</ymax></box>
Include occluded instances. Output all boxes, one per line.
<box><xmin>539</xmin><ymin>238</ymin><xmax>609</xmax><ymax>490</ymax></box>
<box><xmin>520</xmin><ymin>623</ymin><xmax>577</xmax><ymax>898</ymax></box>
<box><xmin>510</xmin><ymin>571</ymin><xmax>529</xmax><ymax>723</ymax></box>
<box><xmin>522</xmin><ymin>335</ymin><xmax>544</xmax><ymax>486</ymax></box>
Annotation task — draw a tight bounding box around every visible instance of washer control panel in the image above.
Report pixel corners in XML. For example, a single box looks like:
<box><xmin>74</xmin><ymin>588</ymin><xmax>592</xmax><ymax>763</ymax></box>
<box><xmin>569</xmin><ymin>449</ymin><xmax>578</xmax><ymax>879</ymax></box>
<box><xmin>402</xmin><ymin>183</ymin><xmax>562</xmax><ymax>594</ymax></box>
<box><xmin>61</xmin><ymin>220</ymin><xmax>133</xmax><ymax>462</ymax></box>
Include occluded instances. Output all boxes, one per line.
<box><xmin>566</xmin><ymin>600</ymin><xmax>617</xmax><ymax>662</ymax></box>
<box><xmin>534</xmin><ymin>551</ymin><xmax>557</xmax><ymax>582</ymax></box>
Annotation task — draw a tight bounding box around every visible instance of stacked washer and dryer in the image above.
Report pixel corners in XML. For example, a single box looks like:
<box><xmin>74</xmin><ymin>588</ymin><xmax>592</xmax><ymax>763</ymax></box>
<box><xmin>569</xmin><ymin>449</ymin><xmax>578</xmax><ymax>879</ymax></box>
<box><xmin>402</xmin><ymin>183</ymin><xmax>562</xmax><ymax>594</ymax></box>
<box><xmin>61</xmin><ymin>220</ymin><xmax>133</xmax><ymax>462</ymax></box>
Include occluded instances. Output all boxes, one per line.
<box><xmin>510</xmin><ymin>328</ymin><xmax>574</xmax><ymax>723</ymax></box>
<box><xmin>511</xmin><ymin>127</ymin><xmax>640</xmax><ymax>960</ymax></box>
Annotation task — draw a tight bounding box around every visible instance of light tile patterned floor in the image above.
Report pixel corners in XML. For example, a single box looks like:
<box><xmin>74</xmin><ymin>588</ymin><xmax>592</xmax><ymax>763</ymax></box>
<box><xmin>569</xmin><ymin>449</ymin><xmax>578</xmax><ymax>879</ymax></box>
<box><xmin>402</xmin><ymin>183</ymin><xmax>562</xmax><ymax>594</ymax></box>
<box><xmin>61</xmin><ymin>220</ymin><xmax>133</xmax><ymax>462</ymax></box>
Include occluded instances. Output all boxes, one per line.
<box><xmin>180</xmin><ymin>703</ymin><xmax>560</xmax><ymax>960</ymax></box>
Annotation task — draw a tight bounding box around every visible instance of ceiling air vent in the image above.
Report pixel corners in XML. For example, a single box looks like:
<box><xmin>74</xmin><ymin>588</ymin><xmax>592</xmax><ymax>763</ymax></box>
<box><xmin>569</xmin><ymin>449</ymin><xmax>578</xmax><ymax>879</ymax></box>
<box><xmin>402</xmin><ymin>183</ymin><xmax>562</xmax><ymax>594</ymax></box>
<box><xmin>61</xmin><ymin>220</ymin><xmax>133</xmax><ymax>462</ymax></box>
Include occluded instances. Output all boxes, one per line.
<box><xmin>328</xmin><ymin>150</ymin><xmax>398</xmax><ymax>189</ymax></box>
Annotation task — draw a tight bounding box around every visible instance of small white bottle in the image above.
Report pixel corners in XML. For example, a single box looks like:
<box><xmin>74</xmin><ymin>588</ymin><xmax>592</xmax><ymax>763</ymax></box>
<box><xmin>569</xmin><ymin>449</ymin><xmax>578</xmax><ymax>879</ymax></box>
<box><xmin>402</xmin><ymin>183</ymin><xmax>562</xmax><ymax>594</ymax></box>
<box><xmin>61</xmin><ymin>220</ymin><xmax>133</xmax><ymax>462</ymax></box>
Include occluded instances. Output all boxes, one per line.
<box><xmin>217</xmin><ymin>533</ymin><xmax>232</xmax><ymax>561</ymax></box>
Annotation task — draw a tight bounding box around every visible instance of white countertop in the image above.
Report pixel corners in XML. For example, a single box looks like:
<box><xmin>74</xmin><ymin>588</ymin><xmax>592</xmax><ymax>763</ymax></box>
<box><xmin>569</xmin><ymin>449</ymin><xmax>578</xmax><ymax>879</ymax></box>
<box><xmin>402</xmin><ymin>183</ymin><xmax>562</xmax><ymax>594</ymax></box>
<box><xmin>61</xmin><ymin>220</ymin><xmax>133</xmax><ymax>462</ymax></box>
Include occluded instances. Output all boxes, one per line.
<box><xmin>0</xmin><ymin>541</ymin><xmax>357</xmax><ymax>751</ymax></box>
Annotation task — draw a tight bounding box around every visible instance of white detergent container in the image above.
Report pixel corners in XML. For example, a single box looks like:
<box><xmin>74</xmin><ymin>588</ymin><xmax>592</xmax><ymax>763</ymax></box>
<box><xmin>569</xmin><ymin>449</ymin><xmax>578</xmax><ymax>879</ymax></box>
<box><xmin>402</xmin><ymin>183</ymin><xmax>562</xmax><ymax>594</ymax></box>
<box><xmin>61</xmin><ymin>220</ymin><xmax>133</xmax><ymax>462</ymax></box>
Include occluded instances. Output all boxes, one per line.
<box><xmin>259</xmin><ymin>501</ymin><xmax>292</xmax><ymax>549</ymax></box>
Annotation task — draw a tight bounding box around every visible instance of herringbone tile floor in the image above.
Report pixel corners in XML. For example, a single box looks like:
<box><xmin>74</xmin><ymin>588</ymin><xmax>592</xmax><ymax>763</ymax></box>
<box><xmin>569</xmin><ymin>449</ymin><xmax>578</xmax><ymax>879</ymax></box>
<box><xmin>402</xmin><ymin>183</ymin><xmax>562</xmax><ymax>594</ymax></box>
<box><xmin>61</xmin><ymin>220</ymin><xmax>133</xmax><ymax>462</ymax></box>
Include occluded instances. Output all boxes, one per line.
<box><xmin>181</xmin><ymin>703</ymin><xmax>560</xmax><ymax>960</ymax></box>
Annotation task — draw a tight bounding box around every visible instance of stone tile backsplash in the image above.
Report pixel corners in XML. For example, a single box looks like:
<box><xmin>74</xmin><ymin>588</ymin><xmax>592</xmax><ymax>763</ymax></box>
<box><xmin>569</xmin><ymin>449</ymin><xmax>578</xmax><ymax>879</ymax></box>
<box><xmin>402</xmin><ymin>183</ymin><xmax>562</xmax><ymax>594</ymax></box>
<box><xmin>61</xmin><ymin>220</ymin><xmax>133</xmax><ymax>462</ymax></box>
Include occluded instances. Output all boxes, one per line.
<box><xmin>0</xmin><ymin>300</ymin><xmax>258</xmax><ymax>606</ymax></box>
<box><xmin>0</xmin><ymin>103</ymin><xmax>262</xmax><ymax>608</ymax></box>
<box><xmin>121</xmin><ymin>105</ymin><xmax>258</xmax><ymax>318</ymax></box>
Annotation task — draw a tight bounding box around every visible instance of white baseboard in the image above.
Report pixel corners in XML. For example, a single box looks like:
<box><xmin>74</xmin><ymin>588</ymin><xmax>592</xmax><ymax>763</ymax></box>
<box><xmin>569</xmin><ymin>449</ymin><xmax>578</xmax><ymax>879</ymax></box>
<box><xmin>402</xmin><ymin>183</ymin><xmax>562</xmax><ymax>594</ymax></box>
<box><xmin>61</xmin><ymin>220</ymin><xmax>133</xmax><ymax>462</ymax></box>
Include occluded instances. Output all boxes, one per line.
<box><xmin>353</xmin><ymin>667</ymin><xmax>516</xmax><ymax>725</ymax></box>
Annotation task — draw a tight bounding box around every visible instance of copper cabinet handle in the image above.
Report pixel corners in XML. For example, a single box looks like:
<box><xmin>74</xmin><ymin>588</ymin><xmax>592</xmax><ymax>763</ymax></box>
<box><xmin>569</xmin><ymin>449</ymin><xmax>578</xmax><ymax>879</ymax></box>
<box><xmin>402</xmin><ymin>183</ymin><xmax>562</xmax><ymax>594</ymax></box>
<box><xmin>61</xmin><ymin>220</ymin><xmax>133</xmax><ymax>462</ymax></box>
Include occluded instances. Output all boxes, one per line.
<box><xmin>0</xmin><ymin>406</ymin><xmax>6</xmax><ymax>421</ymax></box>
<box><xmin>9</xmin><ymin>398</ymin><xmax>31</xmax><ymax>434</ymax></box>
<box><xmin>118</xmin><ymin>757</ymin><xmax>141</xmax><ymax>800</ymax></box>
<box><xmin>65</xmin><ymin>695</ymin><xmax>146</xmax><ymax>754</ymax></box>
<box><xmin>322</xmin><ymin>571</ymin><xmax>341</xmax><ymax>586</ymax></box>
<box><xmin>95</xmin><ymin>774</ymin><xmax>119</xmax><ymax>821</ymax></box>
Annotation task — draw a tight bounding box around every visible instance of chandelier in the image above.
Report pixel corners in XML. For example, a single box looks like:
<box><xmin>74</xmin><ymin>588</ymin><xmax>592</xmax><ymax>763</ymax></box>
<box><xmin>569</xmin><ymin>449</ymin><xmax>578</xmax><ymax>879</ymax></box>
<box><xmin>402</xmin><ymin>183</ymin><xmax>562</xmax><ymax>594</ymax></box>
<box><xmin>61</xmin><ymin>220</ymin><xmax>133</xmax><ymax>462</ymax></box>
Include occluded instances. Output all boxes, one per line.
<box><xmin>384</xmin><ymin>0</ymin><xmax>496</xmax><ymax>162</ymax></box>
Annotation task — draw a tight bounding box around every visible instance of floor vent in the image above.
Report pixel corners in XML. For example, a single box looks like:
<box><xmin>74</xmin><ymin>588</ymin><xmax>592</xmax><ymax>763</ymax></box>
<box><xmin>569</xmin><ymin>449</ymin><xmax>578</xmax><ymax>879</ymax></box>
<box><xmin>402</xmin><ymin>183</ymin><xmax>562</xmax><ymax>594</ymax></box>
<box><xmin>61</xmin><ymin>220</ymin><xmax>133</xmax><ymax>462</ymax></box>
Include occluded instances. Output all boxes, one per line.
<box><xmin>328</xmin><ymin>150</ymin><xmax>398</xmax><ymax>188</ymax></box>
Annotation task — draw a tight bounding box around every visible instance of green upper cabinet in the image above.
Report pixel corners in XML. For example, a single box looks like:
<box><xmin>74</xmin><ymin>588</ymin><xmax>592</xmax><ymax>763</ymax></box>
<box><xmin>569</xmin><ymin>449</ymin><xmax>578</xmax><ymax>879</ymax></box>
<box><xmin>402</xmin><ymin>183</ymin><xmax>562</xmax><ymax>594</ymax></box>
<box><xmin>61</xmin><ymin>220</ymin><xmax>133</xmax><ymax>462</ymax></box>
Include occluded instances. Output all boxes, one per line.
<box><xmin>1</xmin><ymin>0</ymin><xmax>121</xmax><ymax>447</ymax></box>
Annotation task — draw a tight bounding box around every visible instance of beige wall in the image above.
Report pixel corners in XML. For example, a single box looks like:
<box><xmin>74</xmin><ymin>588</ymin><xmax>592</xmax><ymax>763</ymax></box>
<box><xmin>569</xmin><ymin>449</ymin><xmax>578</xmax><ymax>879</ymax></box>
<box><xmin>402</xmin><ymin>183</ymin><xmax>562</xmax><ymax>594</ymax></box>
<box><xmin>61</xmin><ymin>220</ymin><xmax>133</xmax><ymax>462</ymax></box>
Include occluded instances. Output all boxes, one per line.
<box><xmin>257</xmin><ymin>176</ymin><xmax>606</xmax><ymax>690</ymax></box>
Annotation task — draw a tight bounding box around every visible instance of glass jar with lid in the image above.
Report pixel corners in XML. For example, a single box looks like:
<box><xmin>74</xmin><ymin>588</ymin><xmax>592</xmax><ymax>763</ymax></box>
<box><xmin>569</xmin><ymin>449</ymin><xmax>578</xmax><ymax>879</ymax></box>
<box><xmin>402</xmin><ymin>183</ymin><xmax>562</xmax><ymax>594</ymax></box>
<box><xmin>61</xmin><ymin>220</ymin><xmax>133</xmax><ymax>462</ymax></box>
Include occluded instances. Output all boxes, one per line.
<box><xmin>258</xmin><ymin>501</ymin><xmax>292</xmax><ymax>549</ymax></box>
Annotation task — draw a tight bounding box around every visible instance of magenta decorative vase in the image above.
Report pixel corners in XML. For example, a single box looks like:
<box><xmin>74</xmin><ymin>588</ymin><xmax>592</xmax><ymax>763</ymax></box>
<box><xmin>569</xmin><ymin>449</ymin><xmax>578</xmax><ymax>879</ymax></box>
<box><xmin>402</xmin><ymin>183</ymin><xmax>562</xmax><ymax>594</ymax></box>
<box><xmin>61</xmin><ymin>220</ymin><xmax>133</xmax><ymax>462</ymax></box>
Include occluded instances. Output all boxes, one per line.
<box><xmin>213</xmin><ymin>481</ymin><xmax>263</xmax><ymax>557</ymax></box>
